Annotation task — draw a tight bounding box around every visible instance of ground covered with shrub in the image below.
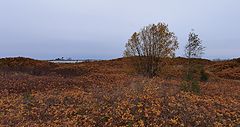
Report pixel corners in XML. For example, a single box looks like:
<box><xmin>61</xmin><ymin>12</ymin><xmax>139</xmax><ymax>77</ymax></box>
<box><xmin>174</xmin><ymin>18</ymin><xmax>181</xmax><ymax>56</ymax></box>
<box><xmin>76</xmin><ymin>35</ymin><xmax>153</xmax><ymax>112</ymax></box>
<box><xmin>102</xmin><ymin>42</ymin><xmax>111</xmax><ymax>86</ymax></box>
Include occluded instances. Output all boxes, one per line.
<box><xmin>0</xmin><ymin>57</ymin><xmax>239</xmax><ymax>126</ymax></box>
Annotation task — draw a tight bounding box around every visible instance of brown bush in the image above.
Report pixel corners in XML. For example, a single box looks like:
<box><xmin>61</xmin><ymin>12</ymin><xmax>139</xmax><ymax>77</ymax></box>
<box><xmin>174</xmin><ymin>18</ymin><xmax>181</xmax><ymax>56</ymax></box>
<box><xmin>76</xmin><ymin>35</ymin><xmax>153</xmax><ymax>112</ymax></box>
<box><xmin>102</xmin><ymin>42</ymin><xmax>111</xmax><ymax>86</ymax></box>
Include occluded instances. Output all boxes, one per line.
<box><xmin>124</xmin><ymin>23</ymin><xmax>179</xmax><ymax>77</ymax></box>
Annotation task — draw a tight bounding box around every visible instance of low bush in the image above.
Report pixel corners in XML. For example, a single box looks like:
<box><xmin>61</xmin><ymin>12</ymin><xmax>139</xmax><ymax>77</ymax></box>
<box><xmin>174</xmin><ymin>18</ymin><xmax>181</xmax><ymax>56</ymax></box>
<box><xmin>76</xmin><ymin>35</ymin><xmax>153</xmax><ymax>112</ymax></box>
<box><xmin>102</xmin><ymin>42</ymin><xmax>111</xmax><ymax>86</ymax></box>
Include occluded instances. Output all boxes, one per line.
<box><xmin>181</xmin><ymin>80</ymin><xmax>200</xmax><ymax>94</ymax></box>
<box><xmin>180</xmin><ymin>80</ymin><xmax>200</xmax><ymax>94</ymax></box>
<box><xmin>200</xmin><ymin>68</ymin><xmax>209</xmax><ymax>82</ymax></box>
<box><xmin>181</xmin><ymin>66</ymin><xmax>201</xmax><ymax>94</ymax></box>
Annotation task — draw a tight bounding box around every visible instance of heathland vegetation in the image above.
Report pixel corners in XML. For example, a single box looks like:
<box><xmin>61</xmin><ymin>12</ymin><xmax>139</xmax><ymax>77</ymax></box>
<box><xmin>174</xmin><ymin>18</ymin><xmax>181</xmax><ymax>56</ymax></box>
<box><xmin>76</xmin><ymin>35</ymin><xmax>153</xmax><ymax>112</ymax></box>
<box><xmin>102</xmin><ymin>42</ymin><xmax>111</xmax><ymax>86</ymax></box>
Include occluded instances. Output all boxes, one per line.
<box><xmin>0</xmin><ymin>22</ymin><xmax>239</xmax><ymax>126</ymax></box>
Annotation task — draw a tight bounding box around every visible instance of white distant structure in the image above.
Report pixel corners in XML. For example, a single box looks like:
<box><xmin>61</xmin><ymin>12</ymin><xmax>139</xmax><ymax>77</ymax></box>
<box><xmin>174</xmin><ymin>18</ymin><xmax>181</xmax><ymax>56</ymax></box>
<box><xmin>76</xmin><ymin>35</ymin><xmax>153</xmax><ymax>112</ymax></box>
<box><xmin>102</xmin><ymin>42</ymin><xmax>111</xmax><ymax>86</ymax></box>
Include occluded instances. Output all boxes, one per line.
<box><xmin>48</xmin><ymin>60</ymin><xmax>83</xmax><ymax>63</ymax></box>
<box><xmin>48</xmin><ymin>57</ymin><xmax>97</xmax><ymax>63</ymax></box>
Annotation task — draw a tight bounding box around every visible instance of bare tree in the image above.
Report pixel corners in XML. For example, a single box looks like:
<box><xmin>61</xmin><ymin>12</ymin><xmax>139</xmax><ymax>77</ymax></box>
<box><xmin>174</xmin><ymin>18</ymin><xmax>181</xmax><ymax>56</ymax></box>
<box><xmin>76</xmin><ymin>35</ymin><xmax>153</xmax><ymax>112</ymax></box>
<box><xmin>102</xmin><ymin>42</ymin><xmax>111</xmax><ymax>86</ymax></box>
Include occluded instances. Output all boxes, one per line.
<box><xmin>182</xmin><ymin>30</ymin><xmax>206</xmax><ymax>93</ymax></box>
<box><xmin>184</xmin><ymin>30</ymin><xmax>205</xmax><ymax>74</ymax></box>
<box><xmin>124</xmin><ymin>22</ymin><xmax>179</xmax><ymax>77</ymax></box>
<box><xmin>185</xmin><ymin>30</ymin><xmax>205</xmax><ymax>59</ymax></box>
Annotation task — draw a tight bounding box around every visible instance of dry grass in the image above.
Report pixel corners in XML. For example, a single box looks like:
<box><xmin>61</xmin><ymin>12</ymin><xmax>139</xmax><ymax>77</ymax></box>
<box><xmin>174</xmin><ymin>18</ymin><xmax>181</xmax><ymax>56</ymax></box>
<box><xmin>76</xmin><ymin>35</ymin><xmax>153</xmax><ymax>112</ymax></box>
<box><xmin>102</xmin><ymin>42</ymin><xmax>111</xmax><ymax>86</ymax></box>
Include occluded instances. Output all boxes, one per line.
<box><xmin>0</xmin><ymin>57</ymin><xmax>239</xmax><ymax>126</ymax></box>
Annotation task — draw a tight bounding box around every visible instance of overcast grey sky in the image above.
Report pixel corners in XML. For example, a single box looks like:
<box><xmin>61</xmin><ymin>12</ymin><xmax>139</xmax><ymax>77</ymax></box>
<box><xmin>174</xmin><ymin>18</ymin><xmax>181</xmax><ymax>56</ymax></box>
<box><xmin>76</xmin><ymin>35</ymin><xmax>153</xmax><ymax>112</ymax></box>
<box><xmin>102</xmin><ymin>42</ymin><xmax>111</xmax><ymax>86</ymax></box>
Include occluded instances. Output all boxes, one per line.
<box><xmin>0</xmin><ymin>0</ymin><xmax>239</xmax><ymax>60</ymax></box>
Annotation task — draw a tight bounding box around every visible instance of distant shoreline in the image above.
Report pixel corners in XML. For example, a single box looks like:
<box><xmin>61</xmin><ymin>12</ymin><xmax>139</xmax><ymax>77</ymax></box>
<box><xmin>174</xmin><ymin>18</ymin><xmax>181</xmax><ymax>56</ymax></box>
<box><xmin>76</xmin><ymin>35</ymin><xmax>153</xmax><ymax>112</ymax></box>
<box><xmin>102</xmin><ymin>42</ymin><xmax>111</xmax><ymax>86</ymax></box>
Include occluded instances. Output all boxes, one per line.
<box><xmin>48</xmin><ymin>59</ymin><xmax>99</xmax><ymax>63</ymax></box>
<box><xmin>48</xmin><ymin>60</ymin><xmax>83</xmax><ymax>63</ymax></box>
